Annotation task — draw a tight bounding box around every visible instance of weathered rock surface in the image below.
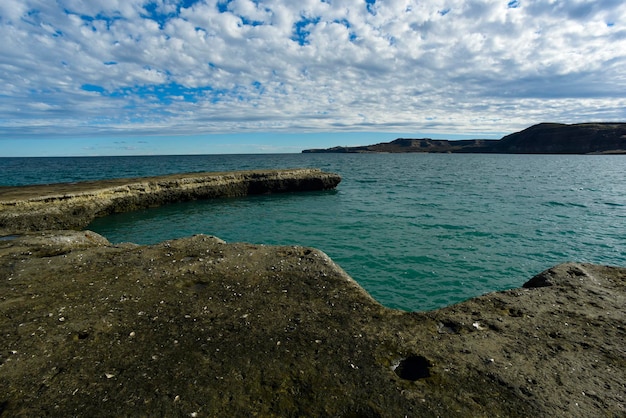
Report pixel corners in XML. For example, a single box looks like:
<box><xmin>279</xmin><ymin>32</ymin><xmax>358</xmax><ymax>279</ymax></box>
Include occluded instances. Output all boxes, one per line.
<box><xmin>0</xmin><ymin>231</ymin><xmax>624</xmax><ymax>417</ymax></box>
<box><xmin>0</xmin><ymin>169</ymin><xmax>341</xmax><ymax>234</ymax></box>
<box><xmin>0</xmin><ymin>171</ymin><xmax>624</xmax><ymax>417</ymax></box>
<box><xmin>302</xmin><ymin>122</ymin><xmax>626</xmax><ymax>154</ymax></box>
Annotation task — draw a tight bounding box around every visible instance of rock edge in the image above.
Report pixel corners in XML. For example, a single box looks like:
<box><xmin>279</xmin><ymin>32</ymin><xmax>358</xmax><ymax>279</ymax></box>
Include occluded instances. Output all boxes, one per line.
<box><xmin>0</xmin><ymin>168</ymin><xmax>341</xmax><ymax>234</ymax></box>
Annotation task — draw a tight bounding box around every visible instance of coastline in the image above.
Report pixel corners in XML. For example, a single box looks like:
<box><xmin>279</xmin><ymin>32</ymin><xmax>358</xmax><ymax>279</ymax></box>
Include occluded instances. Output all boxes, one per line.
<box><xmin>302</xmin><ymin>122</ymin><xmax>626</xmax><ymax>154</ymax></box>
<box><xmin>0</xmin><ymin>170</ymin><xmax>624</xmax><ymax>416</ymax></box>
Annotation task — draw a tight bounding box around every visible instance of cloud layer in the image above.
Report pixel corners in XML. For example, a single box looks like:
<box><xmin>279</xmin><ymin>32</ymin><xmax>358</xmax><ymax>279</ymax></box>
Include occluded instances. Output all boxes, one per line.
<box><xmin>1</xmin><ymin>0</ymin><xmax>625</xmax><ymax>138</ymax></box>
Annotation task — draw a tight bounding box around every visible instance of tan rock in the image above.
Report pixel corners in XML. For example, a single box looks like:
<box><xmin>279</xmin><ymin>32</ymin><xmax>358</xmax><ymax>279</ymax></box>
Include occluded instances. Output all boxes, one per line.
<box><xmin>0</xmin><ymin>230</ymin><xmax>624</xmax><ymax>417</ymax></box>
<box><xmin>0</xmin><ymin>169</ymin><xmax>341</xmax><ymax>233</ymax></box>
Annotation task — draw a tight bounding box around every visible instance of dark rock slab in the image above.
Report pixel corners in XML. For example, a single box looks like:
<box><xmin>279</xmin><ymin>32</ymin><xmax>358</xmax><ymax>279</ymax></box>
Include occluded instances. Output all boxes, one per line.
<box><xmin>1</xmin><ymin>231</ymin><xmax>624</xmax><ymax>417</ymax></box>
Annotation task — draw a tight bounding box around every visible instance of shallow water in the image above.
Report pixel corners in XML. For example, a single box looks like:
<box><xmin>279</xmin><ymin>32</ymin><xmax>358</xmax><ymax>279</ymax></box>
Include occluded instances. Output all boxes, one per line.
<box><xmin>0</xmin><ymin>235</ymin><xmax>20</xmax><ymax>241</ymax></box>
<box><xmin>3</xmin><ymin>153</ymin><xmax>625</xmax><ymax>311</ymax></box>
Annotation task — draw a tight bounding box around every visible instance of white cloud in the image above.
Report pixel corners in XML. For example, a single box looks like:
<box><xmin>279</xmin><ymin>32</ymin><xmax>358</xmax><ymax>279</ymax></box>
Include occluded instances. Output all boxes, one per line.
<box><xmin>1</xmin><ymin>0</ymin><xmax>625</xmax><ymax>140</ymax></box>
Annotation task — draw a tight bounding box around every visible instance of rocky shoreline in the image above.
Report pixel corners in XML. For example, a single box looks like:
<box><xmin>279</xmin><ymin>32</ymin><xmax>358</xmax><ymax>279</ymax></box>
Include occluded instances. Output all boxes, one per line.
<box><xmin>0</xmin><ymin>168</ymin><xmax>341</xmax><ymax>234</ymax></box>
<box><xmin>0</xmin><ymin>170</ymin><xmax>624</xmax><ymax>417</ymax></box>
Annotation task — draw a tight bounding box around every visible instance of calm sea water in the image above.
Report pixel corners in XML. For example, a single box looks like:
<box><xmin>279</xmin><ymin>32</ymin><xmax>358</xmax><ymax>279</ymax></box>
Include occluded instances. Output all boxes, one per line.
<box><xmin>2</xmin><ymin>154</ymin><xmax>625</xmax><ymax>311</ymax></box>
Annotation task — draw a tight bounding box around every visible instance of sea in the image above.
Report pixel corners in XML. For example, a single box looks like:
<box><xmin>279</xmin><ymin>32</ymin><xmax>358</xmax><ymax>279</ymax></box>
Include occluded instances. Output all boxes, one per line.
<box><xmin>2</xmin><ymin>153</ymin><xmax>625</xmax><ymax>312</ymax></box>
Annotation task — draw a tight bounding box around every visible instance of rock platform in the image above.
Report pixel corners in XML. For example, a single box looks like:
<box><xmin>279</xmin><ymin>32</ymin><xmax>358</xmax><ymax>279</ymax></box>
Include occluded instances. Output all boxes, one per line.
<box><xmin>0</xmin><ymin>168</ymin><xmax>341</xmax><ymax>233</ymax></box>
<box><xmin>0</xmin><ymin>170</ymin><xmax>624</xmax><ymax>417</ymax></box>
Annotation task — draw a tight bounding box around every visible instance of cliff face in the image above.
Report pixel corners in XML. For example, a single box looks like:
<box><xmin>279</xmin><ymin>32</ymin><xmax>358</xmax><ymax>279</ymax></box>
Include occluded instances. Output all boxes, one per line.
<box><xmin>302</xmin><ymin>122</ymin><xmax>626</xmax><ymax>154</ymax></box>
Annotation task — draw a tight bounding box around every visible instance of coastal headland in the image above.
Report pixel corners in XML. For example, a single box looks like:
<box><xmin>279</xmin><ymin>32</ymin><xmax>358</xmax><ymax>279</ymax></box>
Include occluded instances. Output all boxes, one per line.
<box><xmin>0</xmin><ymin>169</ymin><xmax>624</xmax><ymax>417</ymax></box>
<box><xmin>303</xmin><ymin>122</ymin><xmax>626</xmax><ymax>154</ymax></box>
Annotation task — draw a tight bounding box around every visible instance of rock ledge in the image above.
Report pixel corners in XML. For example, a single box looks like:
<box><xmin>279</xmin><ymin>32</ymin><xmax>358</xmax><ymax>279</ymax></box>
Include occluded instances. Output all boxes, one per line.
<box><xmin>0</xmin><ymin>168</ymin><xmax>341</xmax><ymax>233</ymax></box>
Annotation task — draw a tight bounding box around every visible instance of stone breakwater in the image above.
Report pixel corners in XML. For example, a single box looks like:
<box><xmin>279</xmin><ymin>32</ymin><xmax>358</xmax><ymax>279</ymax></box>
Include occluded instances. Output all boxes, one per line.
<box><xmin>0</xmin><ymin>168</ymin><xmax>341</xmax><ymax>233</ymax></box>
<box><xmin>0</xmin><ymin>170</ymin><xmax>624</xmax><ymax>417</ymax></box>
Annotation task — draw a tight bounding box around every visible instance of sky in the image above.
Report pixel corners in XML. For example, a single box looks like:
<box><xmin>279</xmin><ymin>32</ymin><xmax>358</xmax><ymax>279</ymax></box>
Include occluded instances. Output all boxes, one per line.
<box><xmin>1</xmin><ymin>0</ymin><xmax>625</xmax><ymax>156</ymax></box>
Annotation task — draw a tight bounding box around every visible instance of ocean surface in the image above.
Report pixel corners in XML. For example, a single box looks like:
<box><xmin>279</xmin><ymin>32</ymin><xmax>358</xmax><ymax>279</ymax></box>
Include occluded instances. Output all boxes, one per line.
<box><xmin>2</xmin><ymin>154</ymin><xmax>625</xmax><ymax>311</ymax></box>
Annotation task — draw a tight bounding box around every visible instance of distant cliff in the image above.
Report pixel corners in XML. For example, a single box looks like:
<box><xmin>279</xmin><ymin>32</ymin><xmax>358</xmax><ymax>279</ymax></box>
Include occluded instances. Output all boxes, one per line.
<box><xmin>303</xmin><ymin>139</ymin><xmax>499</xmax><ymax>153</ymax></box>
<box><xmin>493</xmin><ymin>122</ymin><xmax>626</xmax><ymax>154</ymax></box>
<box><xmin>303</xmin><ymin>123</ymin><xmax>626</xmax><ymax>154</ymax></box>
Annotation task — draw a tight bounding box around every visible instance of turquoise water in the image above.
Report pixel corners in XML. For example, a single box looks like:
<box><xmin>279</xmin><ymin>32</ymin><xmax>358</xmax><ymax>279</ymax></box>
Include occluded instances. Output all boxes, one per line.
<box><xmin>2</xmin><ymin>154</ymin><xmax>625</xmax><ymax>311</ymax></box>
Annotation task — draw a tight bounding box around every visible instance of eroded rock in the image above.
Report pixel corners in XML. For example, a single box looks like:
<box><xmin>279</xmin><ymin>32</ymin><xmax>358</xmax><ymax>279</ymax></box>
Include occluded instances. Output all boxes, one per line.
<box><xmin>0</xmin><ymin>171</ymin><xmax>624</xmax><ymax>417</ymax></box>
<box><xmin>0</xmin><ymin>169</ymin><xmax>341</xmax><ymax>233</ymax></box>
<box><xmin>0</xmin><ymin>231</ymin><xmax>624</xmax><ymax>417</ymax></box>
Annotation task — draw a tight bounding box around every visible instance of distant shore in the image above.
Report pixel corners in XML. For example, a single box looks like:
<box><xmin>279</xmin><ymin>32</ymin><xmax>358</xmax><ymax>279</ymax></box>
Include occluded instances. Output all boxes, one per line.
<box><xmin>303</xmin><ymin>122</ymin><xmax>626</xmax><ymax>154</ymax></box>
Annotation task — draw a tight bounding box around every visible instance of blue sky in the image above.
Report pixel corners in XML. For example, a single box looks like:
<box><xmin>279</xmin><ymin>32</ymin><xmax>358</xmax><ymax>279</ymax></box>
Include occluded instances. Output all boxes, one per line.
<box><xmin>1</xmin><ymin>0</ymin><xmax>625</xmax><ymax>156</ymax></box>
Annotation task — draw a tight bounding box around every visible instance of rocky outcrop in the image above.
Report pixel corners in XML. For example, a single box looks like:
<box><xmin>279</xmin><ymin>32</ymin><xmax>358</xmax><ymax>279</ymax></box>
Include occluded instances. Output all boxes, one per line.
<box><xmin>0</xmin><ymin>231</ymin><xmax>624</xmax><ymax>417</ymax></box>
<box><xmin>1</xmin><ymin>171</ymin><xmax>624</xmax><ymax>416</ymax></box>
<box><xmin>303</xmin><ymin>122</ymin><xmax>626</xmax><ymax>154</ymax></box>
<box><xmin>0</xmin><ymin>169</ymin><xmax>341</xmax><ymax>234</ymax></box>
